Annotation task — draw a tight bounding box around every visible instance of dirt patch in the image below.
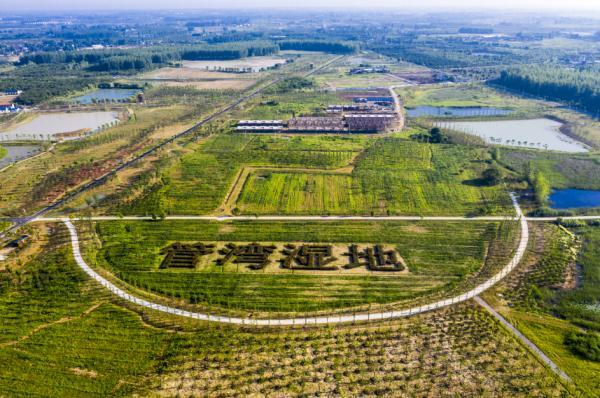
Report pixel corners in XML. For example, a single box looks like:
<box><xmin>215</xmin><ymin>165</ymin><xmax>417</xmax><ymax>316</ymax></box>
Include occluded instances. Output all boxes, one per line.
<box><xmin>218</xmin><ymin>224</ymin><xmax>236</xmax><ymax>234</ymax></box>
<box><xmin>69</xmin><ymin>367</ymin><xmax>98</xmax><ymax>378</ymax></box>
<box><xmin>402</xmin><ymin>225</ymin><xmax>429</xmax><ymax>234</ymax></box>
<box><xmin>141</xmin><ymin>67</ymin><xmax>254</xmax><ymax>80</ymax></box>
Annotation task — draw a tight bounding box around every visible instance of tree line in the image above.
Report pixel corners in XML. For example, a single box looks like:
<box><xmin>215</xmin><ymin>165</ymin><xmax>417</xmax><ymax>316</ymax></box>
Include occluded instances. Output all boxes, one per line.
<box><xmin>16</xmin><ymin>40</ymin><xmax>356</xmax><ymax>73</ymax></box>
<box><xmin>494</xmin><ymin>66</ymin><xmax>600</xmax><ymax>115</ymax></box>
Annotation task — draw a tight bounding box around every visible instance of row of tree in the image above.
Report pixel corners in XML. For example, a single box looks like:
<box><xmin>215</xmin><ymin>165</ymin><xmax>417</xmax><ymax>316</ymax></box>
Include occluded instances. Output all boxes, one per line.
<box><xmin>17</xmin><ymin>41</ymin><xmax>279</xmax><ymax>73</ymax></box>
<box><xmin>16</xmin><ymin>40</ymin><xmax>356</xmax><ymax>73</ymax></box>
<box><xmin>494</xmin><ymin>66</ymin><xmax>600</xmax><ymax>115</ymax></box>
<box><xmin>277</xmin><ymin>40</ymin><xmax>357</xmax><ymax>54</ymax></box>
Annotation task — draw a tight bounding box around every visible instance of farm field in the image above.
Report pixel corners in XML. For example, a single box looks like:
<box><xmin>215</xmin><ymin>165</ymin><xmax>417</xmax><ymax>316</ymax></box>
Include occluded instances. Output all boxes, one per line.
<box><xmin>236</xmin><ymin>138</ymin><xmax>512</xmax><ymax>216</ymax></box>
<box><xmin>120</xmin><ymin>133</ymin><xmax>513</xmax><ymax>217</ymax></box>
<box><xmin>90</xmin><ymin>218</ymin><xmax>518</xmax><ymax>314</ymax></box>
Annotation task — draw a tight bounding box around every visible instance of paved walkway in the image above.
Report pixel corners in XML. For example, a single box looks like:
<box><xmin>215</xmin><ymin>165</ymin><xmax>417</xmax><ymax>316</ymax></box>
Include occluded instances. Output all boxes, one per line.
<box><xmin>474</xmin><ymin>297</ymin><xmax>571</xmax><ymax>382</ymax></box>
<box><xmin>30</xmin><ymin>214</ymin><xmax>600</xmax><ymax>223</ymax></box>
<box><xmin>63</xmin><ymin>192</ymin><xmax>529</xmax><ymax>326</ymax></box>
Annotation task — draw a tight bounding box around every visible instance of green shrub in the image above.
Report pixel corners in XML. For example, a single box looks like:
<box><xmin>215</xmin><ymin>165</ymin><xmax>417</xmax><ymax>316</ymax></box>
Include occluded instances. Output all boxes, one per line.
<box><xmin>564</xmin><ymin>331</ymin><xmax>600</xmax><ymax>362</ymax></box>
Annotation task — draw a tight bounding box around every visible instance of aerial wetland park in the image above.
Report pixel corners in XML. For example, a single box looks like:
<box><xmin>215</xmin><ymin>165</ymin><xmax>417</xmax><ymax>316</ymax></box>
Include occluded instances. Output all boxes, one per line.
<box><xmin>0</xmin><ymin>7</ymin><xmax>599</xmax><ymax>397</ymax></box>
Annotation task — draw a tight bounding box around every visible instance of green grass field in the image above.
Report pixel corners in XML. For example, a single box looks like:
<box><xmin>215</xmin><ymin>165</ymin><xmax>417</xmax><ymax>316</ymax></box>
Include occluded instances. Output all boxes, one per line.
<box><xmin>502</xmin><ymin>149</ymin><xmax>600</xmax><ymax>191</ymax></box>
<box><xmin>90</xmin><ymin>219</ymin><xmax>517</xmax><ymax>313</ymax></box>
<box><xmin>237</xmin><ymin>138</ymin><xmax>512</xmax><ymax>215</ymax></box>
<box><xmin>398</xmin><ymin>83</ymin><xmax>542</xmax><ymax>113</ymax></box>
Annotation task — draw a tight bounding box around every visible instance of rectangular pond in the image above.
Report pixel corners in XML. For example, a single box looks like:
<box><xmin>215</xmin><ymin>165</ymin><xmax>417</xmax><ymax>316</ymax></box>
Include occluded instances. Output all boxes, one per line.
<box><xmin>71</xmin><ymin>88</ymin><xmax>138</xmax><ymax>104</ymax></box>
<box><xmin>407</xmin><ymin>106</ymin><xmax>513</xmax><ymax>118</ymax></box>
<box><xmin>0</xmin><ymin>112</ymin><xmax>119</xmax><ymax>142</ymax></box>
<box><xmin>549</xmin><ymin>189</ymin><xmax>600</xmax><ymax>209</ymax></box>
<box><xmin>439</xmin><ymin>118</ymin><xmax>589</xmax><ymax>153</ymax></box>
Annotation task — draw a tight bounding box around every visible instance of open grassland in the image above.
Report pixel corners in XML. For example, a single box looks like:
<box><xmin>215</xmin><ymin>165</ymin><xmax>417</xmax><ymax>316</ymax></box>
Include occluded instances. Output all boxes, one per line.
<box><xmin>0</xmin><ymin>223</ymin><xmax>572</xmax><ymax>397</ymax></box>
<box><xmin>90</xmin><ymin>219</ymin><xmax>517</xmax><ymax>314</ymax></box>
<box><xmin>229</xmin><ymin>90</ymin><xmax>347</xmax><ymax>120</ymax></box>
<box><xmin>314</xmin><ymin>71</ymin><xmax>404</xmax><ymax>89</ymax></box>
<box><xmin>237</xmin><ymin>138</ymin><xmax>512</xmax><ymax>216</ymax></box>
<box><xmin>502</xmin><ymin>149</ymin><xmax>600</xmax><ymax>191</ymax></box>
<box><xmin>505</xmin><ymin>311</ymin><xmax>600</xmax><ymax>397</ymax></box>
<box><xmin>399</xmin><ymin>83</ymin><xmax>542</xmax><ymax>114</ymax></box>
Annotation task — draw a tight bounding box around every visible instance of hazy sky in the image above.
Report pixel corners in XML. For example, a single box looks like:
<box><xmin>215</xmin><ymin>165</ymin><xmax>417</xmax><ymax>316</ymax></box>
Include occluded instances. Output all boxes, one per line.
<box><xmin>5</xmin><ymin>0</ymin><xmax>600</xmax><ymax>11</ymax></box>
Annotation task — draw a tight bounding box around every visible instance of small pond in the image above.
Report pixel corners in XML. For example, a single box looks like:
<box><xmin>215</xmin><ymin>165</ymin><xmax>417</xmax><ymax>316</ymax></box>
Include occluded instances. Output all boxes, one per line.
<box><xmin>549</xmin><ymin>189</ymin><xmax>600</xmax><ymax>209</ymax></box>
<box><xmin>407</xmin><ymin>106</ymin><xmax>513</xmax><ymax>118</ymax></box>
<box><xmin>0</xmin><ymin>144</ymin><xmax>43</xmax><ymax>168</ymax></box>
<box><xmin>439</xmin><ymin>118</ymin><xmax>589</xmax><ymax>153</ymax></box>
<box><xmin>0</xmin><ymin>112</ymin><xmax>119</xmax><ymax>141</ymax></box>
<box><xmin>71</xmin><ymin>89</ymin><xmax>138</xmax><ymax>104</ymax></box>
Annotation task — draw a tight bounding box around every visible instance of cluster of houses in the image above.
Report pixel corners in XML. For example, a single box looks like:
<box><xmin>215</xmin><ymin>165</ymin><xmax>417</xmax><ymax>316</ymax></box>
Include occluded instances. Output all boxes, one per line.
<box><xmin>236</xmin><ymin>97</ymin><xmax>402</xmax><ymax>134</ymax></box>
<box><xmin>0</xmin><ymin>89</ymin><xmax>22</xmax><ymax>114</ymax></box>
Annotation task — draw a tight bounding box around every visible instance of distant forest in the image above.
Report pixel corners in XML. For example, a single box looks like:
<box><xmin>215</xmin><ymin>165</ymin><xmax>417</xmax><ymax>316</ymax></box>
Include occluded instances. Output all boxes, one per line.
<box><xmin>494</xmin><ymin>66</ymin><xmax>600</xmax><ymax>115</ymax></box>
<box><xmin>17</xmin><ymin>40</ymin><xmax>356</xmax><ymax>73</ymax></box>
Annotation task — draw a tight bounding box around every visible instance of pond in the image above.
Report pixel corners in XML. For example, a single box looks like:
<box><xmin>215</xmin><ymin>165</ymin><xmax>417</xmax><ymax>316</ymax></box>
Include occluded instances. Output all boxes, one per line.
<box><xmin>407</xmin><ymin>106</ymin><xmax>513</xmax><ymax>118</ymax></box>
<box><xmin>549</xmin><ymin>189</ymin><xmax>600</xmax><ymax>209</ymax></box>
<box><xmin>439</xmin><ymin>118</ymin><xmax>589</xmax><ymax>153</ymax></box>
<box><xmin>71</xmin><ymin>88</ymin><xmax>138</xmax><ymax>104</ymax></box>
<box><xmin>0</xmin><ymin>112</ymin><xmax>119</xmax><ymax>141</ymax></box>
<box><xmin>0</xmin><ymin>144</ymin><xmax>43</xmax><ymax>169</ymax></box>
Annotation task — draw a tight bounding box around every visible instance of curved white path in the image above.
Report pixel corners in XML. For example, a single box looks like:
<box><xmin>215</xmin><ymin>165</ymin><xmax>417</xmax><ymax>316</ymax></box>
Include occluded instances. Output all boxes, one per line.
<box><xmin>64</xmin><ymin>193</ymin><xmax>528</xmax><ymax>326</ymax></box>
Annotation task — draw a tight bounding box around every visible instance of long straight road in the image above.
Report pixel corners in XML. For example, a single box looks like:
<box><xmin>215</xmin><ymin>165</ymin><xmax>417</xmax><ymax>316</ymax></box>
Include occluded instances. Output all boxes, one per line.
<box><xmin>26</xmin><ymin>214</ymin><xmax>600</xmax><ymax>223</ymax></box>
<box><xmin>62</xmin><ymin>193</ymin><xmax>529</xmax><ymax>326</ymax></box>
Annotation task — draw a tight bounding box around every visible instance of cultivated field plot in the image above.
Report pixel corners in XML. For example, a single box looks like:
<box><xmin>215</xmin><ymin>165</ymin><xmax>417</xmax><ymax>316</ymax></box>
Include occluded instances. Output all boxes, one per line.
<box><xmin>312</xmin><ymin>53</ymin><xmax>418</xmax><ymax>89</ymax></box>
<box><xmin>139</xmin><ymin>67</ymin><xmax>259</xmax><ymax>90</ymax></box>
<box><xmin>92</xmin><ymin>219</ymin><xmax>518</xmax><ymax>313</ymax></box>
<box><xmin>125</xmin><ymin>134</ymin><xmax>512</xmax><ymax>217</ymax></box>
<box><xmin>235</xmin><ymin>138</ymin><xmax>512</xmax><ymax>216</ymax></box>
<box><xmin>123</xmin><ymin>133</ymin><xmax>364</xmax><ymax>215</ymax></box>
